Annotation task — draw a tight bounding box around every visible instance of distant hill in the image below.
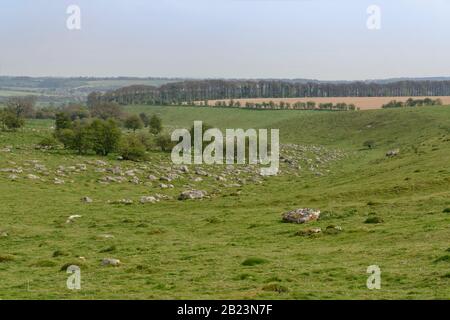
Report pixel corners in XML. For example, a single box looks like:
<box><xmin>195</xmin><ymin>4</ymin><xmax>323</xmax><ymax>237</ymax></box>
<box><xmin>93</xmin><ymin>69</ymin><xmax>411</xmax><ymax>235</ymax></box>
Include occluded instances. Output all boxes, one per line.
<box><xmin>1</xmin><ymin>76</ymin><xmax>450</xmax><ymax>105</ymax></box>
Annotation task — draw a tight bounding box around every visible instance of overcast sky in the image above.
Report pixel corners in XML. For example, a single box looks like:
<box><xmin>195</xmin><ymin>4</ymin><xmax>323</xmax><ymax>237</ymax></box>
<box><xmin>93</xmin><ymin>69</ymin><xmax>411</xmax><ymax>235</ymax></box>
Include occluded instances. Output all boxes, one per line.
<box><xmin>1</xmin><ymin>0</ymin><xmax>449</xmax><ymax>80</ymax></box>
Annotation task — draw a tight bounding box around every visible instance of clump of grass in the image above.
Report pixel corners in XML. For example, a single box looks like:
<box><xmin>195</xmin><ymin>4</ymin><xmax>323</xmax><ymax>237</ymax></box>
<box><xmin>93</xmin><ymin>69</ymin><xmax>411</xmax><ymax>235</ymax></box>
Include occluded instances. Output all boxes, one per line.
<box><xmin>60</xmin><ymin>261</ymin><xmax>84</xmax><ymax>271</ymax></box>
<box><xmin>235</xmin><ymin>273</ymin><xmax>254</xmax><ymax>280</ymax></box>
<box><xmin>52</xmin><ymin>250</ymin><xmax>68</xmax><ymax>258</ymax></box>
<box><xmin>0</xmin><ymin>254</ymin><xmax>15</xmax><ymax>263</ymax></box>
<box><xmin>262</xmin><ymin>283</ymin><xmax>289</xmax><ymax>293</ymax></box>
<box><xmin>434</xmin><ymin>255</ymin><xmax>450</xmax><ymax>263</ymax></box>
<box><xmin>443</xmin><ymin>208</ymin><xmax>450</xmax><ymax>213</ymax></box>
<box><xmin>99</xmin><ymin>245</ymin><xmax>117</xmax><ymax>253</ymax></box>
<box><xmin>32</xmin><ymin>260</ymin><xmax>57</xmax><ymax>267</ymax></box>
<box><xmin>241</xmin><ymin>257</ymin><xmax>268</xmax><ymax>266</ymax></box>
<box><xmin>365</xmin><ymin>216</ymin><xmax>384</xmax><ymax>224</ymax></box>
<box><xmin>367</xmin><ymin>201</ymin><xmax>377</xmax><ymax>206</ymax></box>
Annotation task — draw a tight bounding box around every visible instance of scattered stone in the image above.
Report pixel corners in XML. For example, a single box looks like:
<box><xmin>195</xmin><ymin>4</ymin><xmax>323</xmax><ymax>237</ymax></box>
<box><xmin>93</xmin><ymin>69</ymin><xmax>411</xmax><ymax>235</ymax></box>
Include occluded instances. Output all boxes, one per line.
<box><xmin>81</xmin><ymin>196</ymin><xmax>93</xmax><ymax>203</ymax></box>
<box><xmin>386</xmin><ymin>149</ymin><xmax>400</xmax><ymax>157</ymax></box>
<box><xmin>282</xmin><ymin>208</ymin><xmax>320</xmax><ymax>224</ymax></box>
<box><xmin>130</xmin><ymin>176</ymin><xmax>140</xmax><ymax>184</ymax></box>
<box><xmin>178</xmin><ymin>190</ymin><xmax>207</xmax><ymax>200</ymax></box>
<box><xmin>159</xmin><ymin>183</ymin><xmax>174</xmax><ymax>189</ymax></box>
<box><xmin>66</xmin><ymin>215</ymin><xmax>82</xmax><ymax>224</ymax></box>
<box><xmin>295</xmin><ymin>227</ymin><xmax>322</xmax><ymax>237</ymax></box>
<box><xmin>109</xmin><ymin>199</ymin><xmax>133</xmax><ymax>205</ymax></box>
<box><xmin>147</xmin><ymin>175</ymin><xmax>158</xmax><ymax>181</ymax></box>
<box><xmin>98</xmin><ymin>234</ymin><xmax>114</xmax><ymax>239</ymax></box>
<box><xmin>101</xmin><ymin>258</ymin><xmax>121</xmax><ymax>266</ymax></box>
<box><xmin>54</xmin><ymin>178</ymin><xmax>65</xmax><ymax>185</ymax></box>
<box><xmin>8</xmin><ymin>174</ymin><xmax>18</xmax><ymax>181</ymax></box>
<box><xmin>180</xmin><ymin>165</ymin><xmax>189</xmax><ymax>173</ymax></box>
<box><xmin>27</xmin><ymin>174</ymin><xmax>39</xmax><ymax>180</ymax></box>
<box><xmin>140</xmin><ymin>196</ymin><xmax>158</xmax><ymax>204</ymax></box>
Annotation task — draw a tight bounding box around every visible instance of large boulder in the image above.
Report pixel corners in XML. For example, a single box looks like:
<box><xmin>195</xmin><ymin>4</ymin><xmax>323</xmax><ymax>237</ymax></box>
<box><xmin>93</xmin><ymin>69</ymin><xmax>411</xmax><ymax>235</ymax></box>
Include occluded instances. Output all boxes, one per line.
<box><xmin>178</xmin><ymin>190</ymin><xmax>207</xmax><ymax>200</ymax></box>
<box><xmin>282</xmin><ymin>208</ymin><xmax>320</xmax><ymax>224</ymax></box>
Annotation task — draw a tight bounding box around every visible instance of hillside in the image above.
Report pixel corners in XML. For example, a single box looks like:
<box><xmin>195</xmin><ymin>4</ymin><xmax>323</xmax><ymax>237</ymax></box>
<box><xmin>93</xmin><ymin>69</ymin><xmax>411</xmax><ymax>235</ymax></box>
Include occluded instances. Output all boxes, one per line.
<box><xmin>0</xmin><ymin>106</ymin><xmax>449</xmax><ymax>299</ymax></box>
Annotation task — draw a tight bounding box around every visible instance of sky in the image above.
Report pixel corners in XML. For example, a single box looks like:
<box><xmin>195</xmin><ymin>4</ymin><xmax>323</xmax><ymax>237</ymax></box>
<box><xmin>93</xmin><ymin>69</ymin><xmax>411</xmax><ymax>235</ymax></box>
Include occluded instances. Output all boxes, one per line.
<box><xmin>1</xmin><ymin>0</ymin><xmax>450</xmax><ymax>80</ymax></box>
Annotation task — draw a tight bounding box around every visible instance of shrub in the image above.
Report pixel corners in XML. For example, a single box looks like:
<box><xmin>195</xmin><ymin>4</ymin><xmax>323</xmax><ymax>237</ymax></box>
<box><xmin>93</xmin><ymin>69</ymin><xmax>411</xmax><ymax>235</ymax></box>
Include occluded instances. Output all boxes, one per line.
<box><xmin>139</xmin><ymin>113</ymin><xmax>150</xmax><ymax>127</ymax></box>
<box><xmin>90</xmin><ymin>118</ymin><xmax>121</xmax><ymax>156</ymax></box>
<box><xmin>0</xmin><ymin>109</ymin><xmax>25</xmax><ymax>131</ymax></box>
<box><xmin>241</xmin><ymin>257</ymin><xmax>268</xmax><ymax>266</ymax></box>
<box><xmin>89</xmin><ymin>102</ymin><xmax>124</xmax><ymax>120</ymax></box>
<box><xmin>136</xmin><ymin>132</ymin><xmax>156</xmax><ymax>151</ymax></box>
<box><xmin>364</xmin><ymin>216</ymin><xmax>384</xmax><ymax>224</ymax></box>
<box><xmin>443</xmin><ymin>208</ymin><xmax>450</xmax><ymax>213</ymax></box>
<box><xmin>262</xmin><ymin>283</ymin><xmax>289</xmax><ymax>293</ymax></box>
<box><xmin>119</xmin><ymin>134</ymin><xmax>147</xmax><ymax>161</ymax></box>
<box><xmin>156</xmin><ymin>133</ymin><xmax>174</xmax><ymax>152</ymax></box>
<box><xmin>124</xmin><ymin>114</ymin><xmax>144</xmax><ymax>132</ymax></box>
<box><xmin>37</xmin><ymin>136</ymin><xmax>59</xmax><ymax>150</ymax></box>
<box><xmin>363</xmin><ymin>140</ymin><xmax>376</xmax><ymax>149</ymax></box>
<box><xmin>149</xmin><ymin>114</ymin><xmax>163</xmax><ymax>135</ymax></box>
<box><xmin>55</xmin><ymin>112</ymin><xmax>72</xmax><ymax>131</ymax></box>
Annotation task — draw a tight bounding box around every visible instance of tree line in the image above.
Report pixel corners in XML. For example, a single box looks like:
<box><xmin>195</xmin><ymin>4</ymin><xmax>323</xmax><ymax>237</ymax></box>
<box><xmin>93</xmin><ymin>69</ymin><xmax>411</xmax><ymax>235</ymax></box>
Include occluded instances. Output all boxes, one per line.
<box><xmin>381</xmin><ymin>98</ymin><xmax>443</xmax><ymax>109</ymax></box>
<box><xmin>87</xmin><ymin>80</ymin><xmax>450</xmax><ymax>106</ymax></box>
<box><xmin>211</xmin><ymin>100</ymin><xmax>357</xmax><ymax>111</ymax></box>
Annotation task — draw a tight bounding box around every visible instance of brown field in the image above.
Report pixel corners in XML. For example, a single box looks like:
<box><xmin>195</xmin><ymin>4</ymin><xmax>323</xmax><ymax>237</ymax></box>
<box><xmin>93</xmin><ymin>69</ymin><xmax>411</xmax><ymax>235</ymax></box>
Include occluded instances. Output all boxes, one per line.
<box><xmin>203</xmin><ymin>96</ymin><xmax>450</xmax><ymax>110</ymax></box>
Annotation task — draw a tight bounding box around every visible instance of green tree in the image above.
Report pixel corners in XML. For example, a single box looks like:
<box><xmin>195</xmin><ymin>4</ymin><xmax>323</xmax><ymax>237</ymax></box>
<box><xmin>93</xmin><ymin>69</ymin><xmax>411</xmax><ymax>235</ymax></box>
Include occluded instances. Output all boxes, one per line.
<box><xmin>149</xmin><ymin>114</ymin><xmax>163</xmax><ymax>135</ymax></box>
<box><xmin>89</xmin><ymin>102</ymin><xmax>124</xmax><ymax>120</ymax></box>
<box><xmin>90</xmin><ymin>118</ymin><xmax>122</xmax><ymax>156</ymax></box>
<box><xmin>155</xmin><ymin>133</ymin><xmax>174</xmax><ymax>152</ymax></box>
<box><xmin>63</xmin><ymin>120</ymin><xmax>92</xmax><ymax>154</ymax></box>
<box><xmin>0</xmin><ymin>109</ymin><xmax>25</xmax><ymax>131</ymax></box>
<box><xmin>124</xmin><ymin>114</ymin><xmax>143</xmax><ymax>132</ymax></box>
<box><xmin>55</xmin><ymin>112</ymin><xmax>72</xmax><ymax>131</ymax></box>
<box><xmin>119</xmin><ymin>134</ymin><xmax>147</xmax><ymax>161</ymax></box>
<box><xmin>139</xmin><ymin>113</ymin><xmax>150</xmax><ymax>127</ymax></box>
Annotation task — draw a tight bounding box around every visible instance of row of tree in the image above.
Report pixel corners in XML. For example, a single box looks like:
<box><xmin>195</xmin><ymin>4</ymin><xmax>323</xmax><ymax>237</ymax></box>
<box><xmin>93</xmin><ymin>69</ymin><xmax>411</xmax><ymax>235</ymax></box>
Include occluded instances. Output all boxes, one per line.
<box><xmin>87</xmin><ymin>80</ymin><xmax>450</xmax><ymax>106</ymax></box>
<box><xmin>211</xmin><ymin>100</ymin><xmax>356</xmax><ymax>111</ymax></box>
<box><xmin>382</xmin><ymin>98</ymin><xmax>443</xmax><ymax>109</ymax></box>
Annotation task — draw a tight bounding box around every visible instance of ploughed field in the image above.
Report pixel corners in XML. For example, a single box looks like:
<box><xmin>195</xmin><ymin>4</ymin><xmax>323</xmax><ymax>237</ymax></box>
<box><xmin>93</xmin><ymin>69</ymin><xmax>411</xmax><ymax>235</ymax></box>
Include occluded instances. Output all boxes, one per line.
<box><xmin>204</xmin><ymin>96</ymin><xmax>450</xmax><ymax>110</ymax></box>
<box><xmin>0</xmin><ymin>105</ymin><xmax>449</xmax><ymax>299</ymax></box>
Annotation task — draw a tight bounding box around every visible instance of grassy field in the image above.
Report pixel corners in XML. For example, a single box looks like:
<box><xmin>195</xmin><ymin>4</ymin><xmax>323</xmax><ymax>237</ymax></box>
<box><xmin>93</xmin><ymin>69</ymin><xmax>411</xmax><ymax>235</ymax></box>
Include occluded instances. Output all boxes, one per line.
<box><xmin>0</xmin><ymin>105</ymin><xmax>449</xmax><ymax>299</ymax></box>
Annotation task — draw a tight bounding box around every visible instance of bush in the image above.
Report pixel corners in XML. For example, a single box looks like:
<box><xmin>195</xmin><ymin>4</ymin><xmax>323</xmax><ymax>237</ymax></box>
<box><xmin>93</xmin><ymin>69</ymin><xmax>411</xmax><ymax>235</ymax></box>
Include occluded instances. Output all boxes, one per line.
<box><xmin>37</xmin><ymin>136</ymin><xmax>59</xmax><ymax>150</ymax></box>
<box><xmin>119</xmin><ymin>134</ymin><xmax>147</xmax><ymax>161</ymax></box>
<box><xmin>90</xmin><ymin>118</ymin><xmax>121</xmax><ymax>156</ymax></box>
<box><xmin>443</xmin><ymin>208</ymin><xmax>450</xmax><ymax>213</ymax></box>
<box><xmin>156</xmin><ymin>133</ymin><xmax>174</xmax><ymax>152</ymax></box>
<box><xmin>364</xmin><ymin>216</ymin><xmax>384</xmax><ymax>224</ymax></box>
<box><xmin>89</xmin><ymin>102</ymin><xmax>124</xmax><ymax>120</ymax></box>
<box><xmin>0</xmin><ymin>110</ymin><xmax>25</xmax><ymax>131</ymax></box>
<box><xmin>241</xmin><ymin>257</ymin><xmax>268</xmax><ymax>266</ymax></box>
<box><xmin>55</xmin><ymin>120</ymin><xmax>92</xmax><ymax>154</ymax></box>
<box><xmin>139</xmin><ymin>113</ymin><xmax>150</xmax><ymax>127</ymax></box>
<box><xmin>136</xmin><ymin>132</ymin><xmax>156</xmax><ymax>151</ymax></box>
<box><xmin>363</xmin><ymin>140</ymin><xmax>376</xmax><ymax>149</ymax></box>
<box><xmin>149</xmin><ymin>114</ymin><xmax>163</xmax><ymax>135</ymax></box>
<box><xmin>124</xmin><ymin>114</ymin><xmax>144</xmax><ymax>132</ymax></box>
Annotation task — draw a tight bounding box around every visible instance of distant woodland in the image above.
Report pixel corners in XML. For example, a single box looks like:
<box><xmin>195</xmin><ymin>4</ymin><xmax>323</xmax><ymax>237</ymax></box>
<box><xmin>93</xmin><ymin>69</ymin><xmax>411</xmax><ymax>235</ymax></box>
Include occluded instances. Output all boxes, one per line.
<box><xmin>88</xmin><ymin>80</ymin><xmax>450</xmax><ymax>106</ymax></box>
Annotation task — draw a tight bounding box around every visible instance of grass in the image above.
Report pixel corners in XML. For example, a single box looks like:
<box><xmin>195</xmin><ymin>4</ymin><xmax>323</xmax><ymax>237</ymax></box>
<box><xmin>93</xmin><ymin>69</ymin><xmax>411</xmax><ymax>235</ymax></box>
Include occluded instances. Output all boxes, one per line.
<box><xmin>0</xmin><ymin>105</ymin><xmax>449</xmax><ymax>299</ymax></box>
